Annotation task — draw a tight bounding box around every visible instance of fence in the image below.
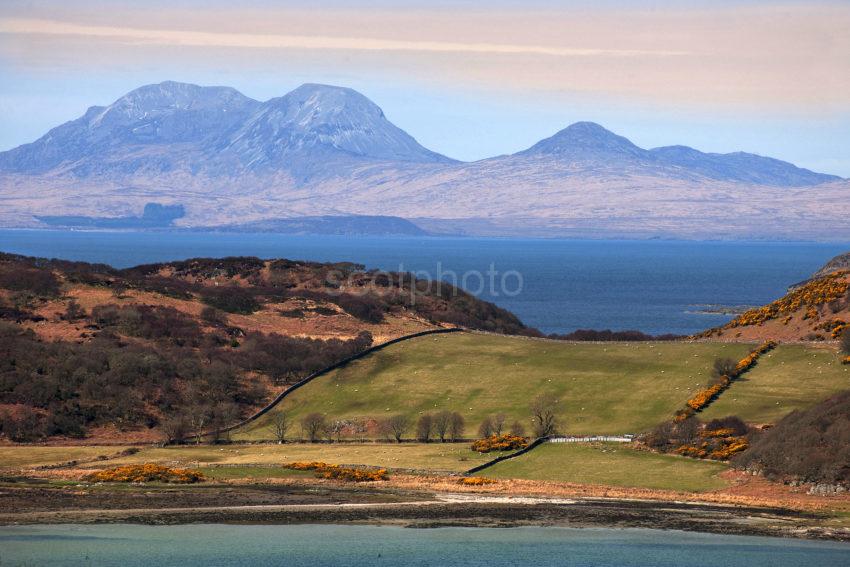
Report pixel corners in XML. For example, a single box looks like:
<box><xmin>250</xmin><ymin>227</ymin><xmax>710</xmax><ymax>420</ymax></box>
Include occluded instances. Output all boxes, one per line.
<box><xmin>185</xmin><ymin>327</ymin><xmax>461</xmax><ymax>442</ymax></box>
<box><xmin>548</xmin><ymin>435</ymin><xmax>635</xmax><ymax>443</ymax></box>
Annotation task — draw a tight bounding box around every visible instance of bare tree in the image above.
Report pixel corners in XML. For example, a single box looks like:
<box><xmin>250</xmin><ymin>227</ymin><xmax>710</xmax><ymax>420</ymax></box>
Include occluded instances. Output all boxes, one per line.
<box><xmin>161</xmin><ymin>414</ymin><xmax>191</xmax><ymax>445</ymax></box>
<box><xmin>448</xmin><ymin>412</ymin><xmax>465</xmax><ymax>441</ymax></box>
<box><xmin>301</xmin><ymin>412</ymin><xmax>327</xmax><ymax>443</ymax></box>
<box><xmin>416</xmin><ymin>414</ymin><xmax>433</xmax><ymax>442</ymax></box>
<box><xmin>433</xmin><ymin>410</ymin><xmax>451</xmax><ymax>442</ymax></box>
<box><xmin>712</xmin><ymin>357</ymin><xmax>738</xmax><ymax>379</ymax></box>
<box><xmin>478</xmin><ymin>416</ymin><xmax>495</xmax><ymax>439</ymax></box>
<box><xmin>209</xmin><ymin>402</ymin><xmax>239</xmax><ymax>443</ymax></box>
<box><xmin>268</xmin><ymin>412</ymin><xmax>290</xmax><ymax>444</ymax></box>
<box><xmin>493</xmin><ymin>413</ymin><xmax>507</xmax><ymax>436</ymax></box>
<box><xmin>509</xmin><ymin>420</ymin><xmax>526</xmax><ymax>437</ymax></box>
<box><xmin>386</xmin><ymin>414</ymin><xmax>411</xmax><ymax>443</ymax></box>
<box><xmin>188</xmin><ymin>403</ymin><xmax>211</xmax><ymax>444</ymax></box>
<box><xmin>530</xmin><ymin>394</ymin><xmax>559</xmax><ymax>438</ymax></box>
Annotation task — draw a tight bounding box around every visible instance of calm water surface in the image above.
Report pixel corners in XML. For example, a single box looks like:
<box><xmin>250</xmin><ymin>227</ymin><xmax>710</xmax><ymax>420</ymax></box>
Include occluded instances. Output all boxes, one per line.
<box><xmin>1</xmin><ymin>230</ymin><xmax>846</xmax><ymax>335</ymax></box>
<box><xmin>1</xmin><ymin>525</ymin><xmax>849</xmax><ymax>567</ymax></box>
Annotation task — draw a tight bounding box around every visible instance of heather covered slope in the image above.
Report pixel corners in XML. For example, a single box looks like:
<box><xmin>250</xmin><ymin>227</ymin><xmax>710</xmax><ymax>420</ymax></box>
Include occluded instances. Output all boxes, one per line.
<box><xmin>732</xmin><ymin>390</ymin><xmax>850</xmax><ymax>485</ymax></box>
<box><xmin>0</xmin><ymin>253</ymin><xmax>533</xmax><ymax>442</ymax></box>
<box><xmin>700</xmin><ymin>270</ymin><xmax>850</xmax><ymax>342</ymax></box>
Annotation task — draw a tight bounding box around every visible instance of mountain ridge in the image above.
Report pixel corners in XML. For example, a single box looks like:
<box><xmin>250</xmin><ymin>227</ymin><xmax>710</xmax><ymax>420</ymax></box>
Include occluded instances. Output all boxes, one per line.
<box><xmin>0</xmin><ymin>80</ymin><xmax>847</xmax><ymax>239</ymax></box>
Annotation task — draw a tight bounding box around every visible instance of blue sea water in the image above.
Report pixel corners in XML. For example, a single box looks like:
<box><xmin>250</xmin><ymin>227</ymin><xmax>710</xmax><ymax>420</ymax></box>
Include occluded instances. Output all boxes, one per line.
<box><xmin>0</xmin><ymin>230</ymin><xmax>847</xmax><ymax>335</ymax></box>
<box><xmin>1</xmin><ymin>525</ymin><xmax>848</xmax><ymax>566</ymax></box>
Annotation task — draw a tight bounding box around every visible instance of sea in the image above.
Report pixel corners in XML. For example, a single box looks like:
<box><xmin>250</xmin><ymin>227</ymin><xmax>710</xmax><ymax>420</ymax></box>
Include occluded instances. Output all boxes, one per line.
<box><xmin>1</xmin><ymin>525</ymin><xmax>848</xmax><ymax>566</ymax></box>
<box><xmin>1</xmin><ymin>229</ymin><xmax>847</xmax><ymax>335</ymax></box>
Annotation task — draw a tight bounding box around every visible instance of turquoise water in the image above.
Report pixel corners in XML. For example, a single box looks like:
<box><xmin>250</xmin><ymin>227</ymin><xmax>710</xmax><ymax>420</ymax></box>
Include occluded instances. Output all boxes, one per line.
<box><xmin>1</xmin><ymin>230</ymin><xmax>847</xmax><ymax>335</ymax></box>
<box><xmin>1</xmin><ymin>525</ymin><xmax>848</xmax><ymax>566</ymax></box>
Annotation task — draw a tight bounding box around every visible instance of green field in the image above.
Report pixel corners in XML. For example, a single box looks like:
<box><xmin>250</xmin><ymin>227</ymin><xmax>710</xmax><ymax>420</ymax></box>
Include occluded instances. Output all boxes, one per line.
<box><xmin>483</xmin><ymin>442</ymin><xmax>730</xmax><ymax>492</ymax></box>
<box><xmin>698</xmin><ymin>344</ymin><xmax>850</xmax><ymax>423</ymax></box>
<box><xmin>234</xmin><ymin>333</ymin><xmax>753</xmax><ymax>440</ymax></box>
<box><xmin>86</xmin><ymin>443</ymin><xmax>492</xmax><ymax>473</ymax></box>
<box><xmin>0</xmin><ymin>446</ymin><xmax>130</xmax><ymax>469</ymax></box>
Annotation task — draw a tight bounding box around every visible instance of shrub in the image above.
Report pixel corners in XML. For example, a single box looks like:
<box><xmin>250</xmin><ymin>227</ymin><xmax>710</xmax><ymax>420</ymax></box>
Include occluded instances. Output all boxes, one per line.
<box><xmin>530</xmin><ymin>394</ymin><xmax>559</xmax><ymax>437</ymax></box>
<box><xmin>732</xmin><ymin>390</ymin><xmax>850</xmax><ymax>484</ymax></box>
<box><xmin>85</xmin><ymin>464</ymin><xmax>205</xmax><ymax>483</ymax></box>
<box><xmin>458</xmin><ymin>477</ymin><xmax>497</xmax><ymax>486</ymax></box>
<box><xmin>447</xmin><ymin>412</ymin><xmax>465</xmax><ymax>441</ymax></box>
<box><xmin>383</xmin><ymin>414</ymin><xmax>411</xmax><ymax>443</ymax></box>
<box><xmin>416</xmin><ymin>414</ymin><xmax>433</xmax><ymax>442</ymax></box>
<box><xmin>842</xmin><ymin>331</ymin><xmax>850</xmax><ymax>355</ymax></box>
<box><xmin>200</xmin><ymin>306</ymin><xmax>228</xmax><ymax>326</ymax></box>
<box><xmin>62</xmin><ymin>300</ymin><xmax>86</xmax><ymax>321</ymax></box>
<box><xmin>509</xmin><ymin>421</ymin><xmax>526</xmax><ymax>437</ymax></box>
<box><xmin>683</xmin><ymin>341</ymin><xmax>775</xmax><ymax>413</ymax></box>
<box><xmin>478</xmin><ymin>416</ymin><xmax>495</xmax><ymax>439</ymax></box>
<box><xmin>0</xmin><ymin>265</ymin><xmax>61</xmax><ymax>298</ymax></box>
<box><xmin>282</xmin><ymin>461</ymin><xmax>388</xmax><ymax>482</ymax></box>
<box><xmin>301</xmin><ymin>413</ymin><xmax>327</xmax><ymax>442</ymax></box>
<box><xmin>201</xmin><ymin>287</ymin><xmax>260</xmax><ymax>314</ymax></box>
<box><xmin>433</xmin><ymin>411</ymin><xmax>451</xmax><ymax>442</ymax></box>
<box><xmin>334</xmin><ymin>293</ymin><xmax>385</xmax><ymax>323</ymax></box>
<box><xmin>712</xmin><ymin>358</ymin><xmax>738</xmax><ymax>379</ymax></box>
<box><xmin>471</xmin><ymin>434</ymin><xmax>529</xmax><ymax>453</ymax></box>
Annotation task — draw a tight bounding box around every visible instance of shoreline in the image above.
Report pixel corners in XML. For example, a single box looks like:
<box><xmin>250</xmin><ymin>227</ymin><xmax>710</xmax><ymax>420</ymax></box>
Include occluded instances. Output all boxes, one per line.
<box><xmin>2</xmin><ymin>484</ymin><xmax>848</xmax><ymax>542</ymax></box>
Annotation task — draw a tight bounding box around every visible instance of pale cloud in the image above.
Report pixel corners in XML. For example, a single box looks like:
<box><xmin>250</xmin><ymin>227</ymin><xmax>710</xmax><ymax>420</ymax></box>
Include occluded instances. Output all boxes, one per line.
<box><xmin>0</xmin><ymin>18</ymin><xmax>689</xmax><ymax>58</ymax></box>
<box><xmin>1</xmin><ymin>3</ymin><xmax>848</xmax><ymax>112</ymax></box>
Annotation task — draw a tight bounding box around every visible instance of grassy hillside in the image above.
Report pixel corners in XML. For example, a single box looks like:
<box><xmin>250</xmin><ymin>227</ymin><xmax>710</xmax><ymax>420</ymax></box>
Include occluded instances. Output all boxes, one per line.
<box><xmin>482</xmin><ymin>442</ymin><xmax>729</xmax><ymax>492</ymax></box>
<box><xmin>698</xmin><ymin>344</ymin><xmax>850</xmax><ymax>424</ymax></box>
<box><xmin>0</xmin><ymin>253</ymin><xmax>538</xmax><ymax>442</ymax></box>
<box><xmin>234</xmin><ymin>333</ymin><xmax>753</xmax><ymax>440</ymax></box>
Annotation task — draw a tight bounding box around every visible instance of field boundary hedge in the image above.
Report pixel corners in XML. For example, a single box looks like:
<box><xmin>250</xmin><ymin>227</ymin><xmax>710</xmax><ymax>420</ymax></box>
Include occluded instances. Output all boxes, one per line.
<box><xmin>189</xmin><ymin>327</ymin><xmax>461</xmax><ymax>442</ymax></box>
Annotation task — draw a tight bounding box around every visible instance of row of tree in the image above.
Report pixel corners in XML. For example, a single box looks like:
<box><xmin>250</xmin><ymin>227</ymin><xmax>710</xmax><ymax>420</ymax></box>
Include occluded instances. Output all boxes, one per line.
<box><xmin>258</xmin><ymin>395</ymin><xmax>561</xmax><ymax>444</ymax></box>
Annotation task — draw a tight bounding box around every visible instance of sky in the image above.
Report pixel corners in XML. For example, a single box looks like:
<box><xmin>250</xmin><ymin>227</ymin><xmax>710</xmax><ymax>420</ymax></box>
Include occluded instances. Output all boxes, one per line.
<box><xmin>1</xmin><ymin>0</ymin><xmax>849</xmax><ymax>175</ymax></box>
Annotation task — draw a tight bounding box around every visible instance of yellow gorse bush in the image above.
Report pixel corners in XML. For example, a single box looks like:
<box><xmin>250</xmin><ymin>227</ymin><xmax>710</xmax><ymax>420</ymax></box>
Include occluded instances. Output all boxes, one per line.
<box><xmin>458</xmin><ymin>476</ymin><xmax>497</xmax><ymax>486</ymax></box>
<box><xmin>700</xmin><ymin>427</ymin><xmax>737</xmax><ymax>438</ymax></box>
<box><xmin>683</xmin><ymin>341</ymin><xmax>776</xmax><ymax>413</ymax></box>
<box><xmin>817</xmin><ymin>318</ymin><xmax>849</xmax><ymax>339</ymax></box>
<box><xmin>282</xmin><ymin>461</ymin><xmax>388</xmax><ymax>482</ymax></box>
<box><xmin>842</xmin><ymin>356</ymin><xmax>850</xmax><ymax>365</ymax></box>
<box><xmin>470</xmin><ymin>434</ymin><xmax>529</xmax><ymax>453</ymax></box>
<box><xmin>84</xmin><ymin>463</ymin><xmax>205</xmax><ymax>484</ymax></box>
<box><xmin>725</xmin><ymin>271</ymin><xmax>848</xmax><ymax>328</ymax></box>
<box><xmin>675</xmin><ymin>436</ymin><xmax>748</xmax><ymax>461</ymax></box>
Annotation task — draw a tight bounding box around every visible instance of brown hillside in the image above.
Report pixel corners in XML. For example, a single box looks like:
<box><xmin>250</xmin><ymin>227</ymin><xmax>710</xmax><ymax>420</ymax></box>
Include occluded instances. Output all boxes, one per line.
<box><xmin>0</xmin><ymin>253</ymin><xmax>537</xmax><ymax>443</ymax></box>
<box><xmin>699</xmin><ymin>270</ymin><xmax>850</xmax><ymax>342</ymax></box>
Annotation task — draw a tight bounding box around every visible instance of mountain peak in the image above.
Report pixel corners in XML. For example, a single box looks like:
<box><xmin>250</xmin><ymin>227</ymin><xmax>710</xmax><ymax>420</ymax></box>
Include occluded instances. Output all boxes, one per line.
<box><xmin>226</xmin><ymin>83</ymin><xmax>453</xmax><ymax>169</ymax></box>
<box><xmin>101</xmin><ymin>81</ymin><xmax>256</xmax><ymax>120</ymax></box>
<box><xmin>518</xmin><ymin>121</ymin><xmax>645</xmax><ymax>159</ymax></box>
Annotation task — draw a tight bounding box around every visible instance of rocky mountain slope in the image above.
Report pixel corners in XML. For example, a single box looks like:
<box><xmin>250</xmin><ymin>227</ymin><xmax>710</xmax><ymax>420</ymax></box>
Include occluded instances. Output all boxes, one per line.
<box><xmin>1</xmin><ymin>81</ymin><xmax>847</xmax><ymax>239</ymax></box>
<box><xmin>813</xmin><ymin>252</ymin><xmax>850</xmax><ymax>279</ymax></box>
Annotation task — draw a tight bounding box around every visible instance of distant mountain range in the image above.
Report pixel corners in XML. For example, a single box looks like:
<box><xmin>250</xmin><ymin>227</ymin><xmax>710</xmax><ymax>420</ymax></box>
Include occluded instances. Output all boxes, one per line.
<box><xmin>1</xmin><ymin>81</ymin><xmax>847</xmax><ymax>239</ymax></box>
